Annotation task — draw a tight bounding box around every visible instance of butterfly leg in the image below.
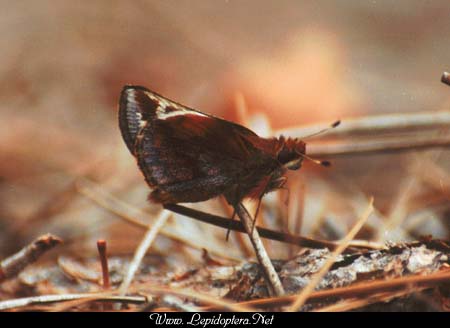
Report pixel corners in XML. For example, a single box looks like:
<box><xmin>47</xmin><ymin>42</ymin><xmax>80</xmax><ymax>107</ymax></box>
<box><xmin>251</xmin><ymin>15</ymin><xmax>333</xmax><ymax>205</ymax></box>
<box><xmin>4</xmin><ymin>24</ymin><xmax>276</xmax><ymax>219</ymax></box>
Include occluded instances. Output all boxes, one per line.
<box><xmin>250</xmin><ymin>175</ymin><xmax>274</xmax><ymax>233</ymax></box>
<box><xmin>278</xmin><ymin>178</ymin><xmax>290</xmax><ymax>207</ymax></box>
<box><xmin>251</xmin><ymin>195</ymin><xmax>264</xmax><ymax>233</ymax></box>
<box><xmin>251</xmin><ymin>175</ymin><xmax>288</xmax><ymax>232</ymax></box>
<box><xmin>225</xmin><ymin>207</ymin><xmax>236</xmax><ymax>241</ymax></box>
<box><xmin>224</xmin><ymin>186</ymin><xmax>241</xmax><ymax>241</ymax></box>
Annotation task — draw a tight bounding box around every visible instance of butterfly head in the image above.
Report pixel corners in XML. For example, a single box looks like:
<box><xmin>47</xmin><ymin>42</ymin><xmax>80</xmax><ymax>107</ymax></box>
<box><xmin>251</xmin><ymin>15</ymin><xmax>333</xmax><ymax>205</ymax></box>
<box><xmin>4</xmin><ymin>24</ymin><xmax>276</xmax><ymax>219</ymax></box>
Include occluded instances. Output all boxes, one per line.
<box><xmin>276</xmin><ymin>137</ymin><xmax>306</xmax><ymax>171</ymax></box>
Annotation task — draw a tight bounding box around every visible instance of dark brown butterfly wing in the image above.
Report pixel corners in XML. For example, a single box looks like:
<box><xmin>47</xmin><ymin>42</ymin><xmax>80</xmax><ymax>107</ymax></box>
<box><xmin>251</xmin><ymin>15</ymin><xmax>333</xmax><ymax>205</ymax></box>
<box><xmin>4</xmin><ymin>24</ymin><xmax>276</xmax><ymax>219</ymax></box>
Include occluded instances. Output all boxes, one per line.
<box><xmin>119</xmin><ymin>86</ymin><xmax>158</xmax><ymax>155</ymax></box>
<box><xmin>119</xmin><ymin>86</ymin><xmax>278</xmax><ymax>204</ymax></box>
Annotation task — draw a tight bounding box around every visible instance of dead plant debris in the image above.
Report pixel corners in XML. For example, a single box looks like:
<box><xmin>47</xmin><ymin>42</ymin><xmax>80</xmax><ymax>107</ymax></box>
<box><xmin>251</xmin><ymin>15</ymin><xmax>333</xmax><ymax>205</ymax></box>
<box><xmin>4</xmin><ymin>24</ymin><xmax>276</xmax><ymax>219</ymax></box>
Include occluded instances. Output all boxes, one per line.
<box><xmin>0</xmin><ymin>239</ymin><xmax>448</xmax><ymax>311</ymax></box>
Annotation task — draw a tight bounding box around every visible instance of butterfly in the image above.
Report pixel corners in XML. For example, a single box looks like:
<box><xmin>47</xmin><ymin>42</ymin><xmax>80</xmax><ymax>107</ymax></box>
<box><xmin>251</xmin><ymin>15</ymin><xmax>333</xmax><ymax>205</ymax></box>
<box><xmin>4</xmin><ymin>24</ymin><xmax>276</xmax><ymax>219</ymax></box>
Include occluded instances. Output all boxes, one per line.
<box><xmin>119</xmin><ymin>85</ymin><xmax>333</xmax><ymax>210</ymax></box>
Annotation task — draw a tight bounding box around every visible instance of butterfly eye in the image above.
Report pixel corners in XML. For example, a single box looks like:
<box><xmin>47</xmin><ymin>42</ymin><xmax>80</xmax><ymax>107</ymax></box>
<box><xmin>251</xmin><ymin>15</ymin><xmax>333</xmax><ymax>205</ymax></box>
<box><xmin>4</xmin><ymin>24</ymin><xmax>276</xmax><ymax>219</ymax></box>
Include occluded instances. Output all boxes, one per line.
<box><xmin>277</xmin><ymin>148</ymin><xmax>299</xmax><ymax>165</ymax></box>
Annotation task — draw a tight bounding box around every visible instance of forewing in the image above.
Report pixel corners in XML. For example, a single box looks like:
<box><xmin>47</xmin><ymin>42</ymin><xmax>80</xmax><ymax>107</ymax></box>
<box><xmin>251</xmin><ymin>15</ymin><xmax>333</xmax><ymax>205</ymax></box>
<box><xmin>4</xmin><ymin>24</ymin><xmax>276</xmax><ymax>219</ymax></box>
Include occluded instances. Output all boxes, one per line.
<box><xmin>119</xmin><ymin>85</ymin><xmax>264</xmax><ymax>203</ymax></box>
<box><xmin>119</xmin><ymin>85</ymin><xmax>258</xmax><ymax>153</ymax></box>
<box><xmin>119</xmin><ymin>86</ymin><xmax>159</xmax><ymax>154</ymax></box>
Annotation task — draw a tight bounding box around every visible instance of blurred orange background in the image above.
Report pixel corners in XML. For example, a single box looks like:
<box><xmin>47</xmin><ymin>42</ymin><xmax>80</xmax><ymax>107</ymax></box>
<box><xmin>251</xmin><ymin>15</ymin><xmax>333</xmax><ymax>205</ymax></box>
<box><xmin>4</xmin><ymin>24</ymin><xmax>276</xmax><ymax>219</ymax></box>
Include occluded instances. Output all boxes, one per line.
<box><xmin>1</xmin><ymin>1</ymin><xmax>449</xmax><ymax>260</ymax></box>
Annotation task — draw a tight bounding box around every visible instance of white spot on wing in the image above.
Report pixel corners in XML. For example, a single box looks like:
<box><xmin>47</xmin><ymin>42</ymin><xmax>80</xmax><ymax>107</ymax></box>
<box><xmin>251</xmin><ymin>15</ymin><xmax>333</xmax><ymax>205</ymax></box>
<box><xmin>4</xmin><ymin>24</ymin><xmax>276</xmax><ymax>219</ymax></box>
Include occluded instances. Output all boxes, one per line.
<box><xmin>148</xmin><ymin>94</ymin><xmax>159</xmax><ymax>102</ymax></box>
<box><xmin>157</xmin><ymin>110</ymin><xmax>207</xmax><ymax>120</ymax></box>
<box><xmin>127</xmin><ymin>90</ymin><xmax>137</xmax><ymax>103</ymax></box>
<box><xmin>143</xmin><ymin>90</ymin><xmax>208</xmax><ymax>120</ymax></box>
<box><xmin>125</xmin><ymin>90</ymin><xmax>147</xmax><ymax>127</ymax></box>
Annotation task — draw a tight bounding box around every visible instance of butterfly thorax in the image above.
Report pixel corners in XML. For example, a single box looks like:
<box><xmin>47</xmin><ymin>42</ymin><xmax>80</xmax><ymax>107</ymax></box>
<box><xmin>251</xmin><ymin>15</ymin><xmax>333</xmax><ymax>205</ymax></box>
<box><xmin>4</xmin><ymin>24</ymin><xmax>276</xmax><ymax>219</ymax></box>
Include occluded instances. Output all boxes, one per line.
<box><xmin>232</xmin><ymin>136</ymin><xmax>305</xmax><ymax>202</ymax></box>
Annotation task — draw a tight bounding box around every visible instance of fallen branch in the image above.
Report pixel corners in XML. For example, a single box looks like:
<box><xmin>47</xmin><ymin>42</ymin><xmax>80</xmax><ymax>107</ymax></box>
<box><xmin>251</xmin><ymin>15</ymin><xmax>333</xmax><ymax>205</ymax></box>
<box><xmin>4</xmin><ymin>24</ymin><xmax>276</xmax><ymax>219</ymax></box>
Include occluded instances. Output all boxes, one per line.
<box><xmin>313</xmin><ymin>288</ymin><xmax>428</xmax><ymax>312</ymax></box>
<box><xmin>0</xmin><ymin>293</ymin><xmax>147</xmax><ymax>311</ymax></box>
<box><xmin>78</xmin><ymin>178</ymin><xmax>370</xmax><ymax>252</ymax></box>
<box><xmin>164</xmin><ymin>204</ymin><xmax>358</xmax><ymax>251</ymax></box>
<box><xmin>234</xmin><ymin>203</ymin><xmax>285</xmax><ymax>296</ymax></box>
<box><xmin>232</xmin><ymin>267</ymin><xmax>450</xmax><ymax>310</ymax></box>
<box><xmin>131</xmin><ymin>284</ymin><xmax>256</xmax><ymax>312</ymax></box>
<box><xmin>79</xmin><ymin>180</ymin><xmax>377</xmax><ymax>253</ymax></box>
<box><xmin>118</xmin><ymin>210</ymin><xmax>171</xmax><ymax>296</ymax></box>
<box><xmin>0</xmin><ymin>234</ymin><xmax>62</xmax><ymax>282</ymax></box>
<box><xmin>96</xmin><ymin>240</ymin><xmax>110</xmax><ymax>289</ymax></box>
<box><xmin>278</xmin><ymin>111</ymin><xmax>450</xmax><ymax>141</ymax></box>
<box><xmin>161</xmin><ymin>295</ymin><xmax>202</xmax><ymax>312</ymax></box>
<box><xmin>308</xmin><ymin>135</ymin><xmax>450</xmax><ymax>158</ymax></box>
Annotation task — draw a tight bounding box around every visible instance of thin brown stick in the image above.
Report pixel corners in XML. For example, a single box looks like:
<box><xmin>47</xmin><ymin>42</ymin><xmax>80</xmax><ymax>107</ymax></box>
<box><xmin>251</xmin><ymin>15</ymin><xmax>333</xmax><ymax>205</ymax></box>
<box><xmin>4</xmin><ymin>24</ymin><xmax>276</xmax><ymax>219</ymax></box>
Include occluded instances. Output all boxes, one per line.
<box><xmin>78</xmin><ymin>175</ymin><xmax>374</xmax><ymax>259</ymax></box>
<box><xmin>79</xmin><ymin>178</ymin><xmax>371</xmax><ymax>252</ymax></box>
<box><xmin>0</xmin><ymin>293</ymin><xmax>147</xmax><ymax>311</ymax></box>
<box><xmin>164</xmin><ymin>204</ymin><xmax>357</xmax><ymax>251</ymax></box>
<box><xmin>288</xmin><ymin>197</ymin><xmax>374</xmax><ymax>311</ymax></box>
<box><xmin>132</xmin><ymin>284</ymin><xmax>256</xmax><ymax>312</ymax></box>
<box><xmin>234</xmin><ymin>203</ymin><xmax>285</xmax><ymax>296</ymax></box>
<box><xmin>118</xmin><ymin>210</ymin><xmax>171</xmax><ymax>296</ymax></box>
<box><xmin>308</xmin><ymin>135</ymin><xmax>450</xmax><ymax>158</ymax></box>
<box><xmin>278</xmin><ymin>111</ymin><xmax>450</xmax><ymax>140</ymax></box>
<box><xmin>220</xmin><ymin>268</ymin><xmax>450</xmax><ymax>310</ymax></box>
<box><xmin>96</xmin><ymin>240</ymin><xmax>110</xmax><ymax>289</ymax></box>
<box><xmin>161</xmin><ymin>295</ymin><xmax>202</xmax><ymax>312</ymax></box>
<box><xmin>442</xmin><ymin>72</ymin><xmax>450</xmax><ymax>86</ymax></box>
<box><xmin>0</xmin><ymin>234</ymin><xmax>62</xmax><ymax>282</ymax></box>
<box><xmin>313</xmin><ymin>288</ymin><xmax>427</xmax><ymax>312</ymax></box>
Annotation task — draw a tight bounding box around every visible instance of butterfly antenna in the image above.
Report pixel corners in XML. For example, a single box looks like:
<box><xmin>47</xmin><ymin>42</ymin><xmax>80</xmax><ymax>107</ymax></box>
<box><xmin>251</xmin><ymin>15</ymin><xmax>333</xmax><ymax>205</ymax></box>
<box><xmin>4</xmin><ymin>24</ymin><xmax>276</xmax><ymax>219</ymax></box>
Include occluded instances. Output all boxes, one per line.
<box><xmin>302</xmin><ymin>120</ymin><xmax>341</xmax><ymax>140</ymax></box>
<box><xmin>299</xmin><ymin>153</ymin><xmax>331</xmax><ymax>167</ymax></box>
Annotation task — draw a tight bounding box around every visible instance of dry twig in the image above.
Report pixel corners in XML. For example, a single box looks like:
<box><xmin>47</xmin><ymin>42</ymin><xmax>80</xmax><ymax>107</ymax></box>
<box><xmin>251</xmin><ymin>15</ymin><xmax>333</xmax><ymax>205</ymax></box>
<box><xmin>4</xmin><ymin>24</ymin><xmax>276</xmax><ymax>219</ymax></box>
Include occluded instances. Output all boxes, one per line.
<box><xmin>276</xmin><ymin>111</ymin><xmax>450</xmax><ymax>158</ymax></box>
<box><xmin>288</xmin><ymin>197</ymin><xmax>374</xmax><ymax>311</ymax></box>
<box><xmin>118</xmin><ymin>210</ymin><xmax>171</xmax><ymax>296</ymax></box>
<box><xmin>313</xmin><ymin>289</ymin><xmax>428</xmax><ymax>312</ymax></box>
<box><xmin>0</xmin><ymin>293</ymin><xmax>147</xmax><ymax>311</ymax></box>
<box><xmin>278</xmin><ymin>111</ymin><xmax>450</xmax><ymax>140</ymax></box>
<box><xmin>131</xmin><ymin>284</ymin><xmax>256</xmax><ymax>312</ymax></box>
<box><xmin>78</xmin><ymin>178</ymin><xmax>362</xmax><ymax>252</ymax></box>
<box><xmin>161</xmin><ymin>295</ymin><xmax>202</xmax><ymax>312</ymax></box>
<box><xmin>164</xmin><ymin>204</ymin><xmax>347</xmax><ymax>251</ymax></box>
<box><xmin>231</xmin><ymin>267</ymin><xmax>450</xmax><ymax>310</ymax></box>
<box><xmin>96</xmin><ymin>240</ymin><xmax>110</xmax><ymax>289</ymax></box>
<box><xmin>234</xmin><ymin>203</ymin><xmax>285</xmax><ymax>296</ymax></box>
<box><xmin>308</xmin><ymin>135</ymin><xmax>450</xmax><ymax>158</ymax></box>
<box><xmin>0</xmin><ymin>234</ymin><xmax>62</xmax><ymax>282</ymax></box>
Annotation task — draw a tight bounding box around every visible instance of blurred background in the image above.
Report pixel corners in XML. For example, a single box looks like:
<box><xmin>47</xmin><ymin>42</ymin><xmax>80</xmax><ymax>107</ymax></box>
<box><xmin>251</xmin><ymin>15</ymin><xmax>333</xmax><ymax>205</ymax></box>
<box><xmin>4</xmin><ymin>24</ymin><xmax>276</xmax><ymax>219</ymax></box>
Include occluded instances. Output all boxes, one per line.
<box><xmin>1</xmin><ymin>1</ymin><xmax>450</xmax><ymax>267</ymax></box>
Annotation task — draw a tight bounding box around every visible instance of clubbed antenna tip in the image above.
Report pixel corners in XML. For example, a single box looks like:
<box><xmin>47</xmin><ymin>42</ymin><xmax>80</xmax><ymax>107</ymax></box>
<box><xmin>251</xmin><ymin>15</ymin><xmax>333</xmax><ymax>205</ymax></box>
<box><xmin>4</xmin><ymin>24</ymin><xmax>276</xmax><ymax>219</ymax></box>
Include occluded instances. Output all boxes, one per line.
<box><xmin>332</xmin><ymin>120</ymin><xmax>341</xmax><ymax>128</ymax></box>
<box><xmin>299</xmin><ymin>153</ymin><xmax>332</xmax><ymax>168</ymax></box>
